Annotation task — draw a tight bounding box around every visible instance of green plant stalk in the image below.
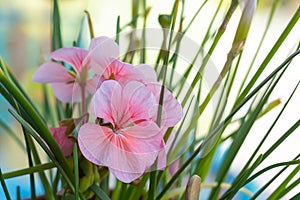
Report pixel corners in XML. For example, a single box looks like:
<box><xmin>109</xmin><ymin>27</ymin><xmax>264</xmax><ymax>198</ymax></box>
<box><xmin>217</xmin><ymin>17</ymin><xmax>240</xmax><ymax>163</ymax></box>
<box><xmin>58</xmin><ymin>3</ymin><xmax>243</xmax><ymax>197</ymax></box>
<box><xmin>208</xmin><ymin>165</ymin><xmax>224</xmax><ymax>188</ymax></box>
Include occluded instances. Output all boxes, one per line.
<box><xmin>73</xmin><ymin>144</ymin><xmax>79</xmax><ymax>200</ymax></box>
<box><xmin>116</xmin><ymin>15</ymin><xmax>121</xmax><ymax>44</ymax></box>
<box><xmin>237</xmin><ymin>0</ymin><xmax>281</xmax><ymax>95</ymax></box>
<box><xmin>90</xmin><ymin>183</ymin><xmax>110</xmax><ymax>200</ymax></box>
<box><xmin>8</xmin><ymin>108</ymin><xmax>84</xmax><ymax>199</ymax></box>
<box><xmin>244</xmin><ymin>158</ymin><xmax>300</xmax><ymax>185</ymax></box>
<box><xmin>251</xmin><ymin>153</ymin><xmax>300</xmax><ymax>199</ymax></box>
<box><xmin>194</xmin><ymin>62</ymin><xmax>235</xmax><ymax>180</ymax></box>
<box><xmin>156</xmin><ymin>50</ymin><xmax>300</xmax><ymax>200</ymax></box>
<box><xmin>0</xmin><ymin>72</ymin><xmax>73</xmax><ymax>180</ymax></box>
<box><xmin>267</xmin><ymin>162</ymin><xmax>300</xmax><ymax>199</ymax></box>
<box><xmin>84</xmin><ymin>10</ymin><xmax>95</xmax><ymax>39</ymax></box>
<box><xmin>0</xmin><ymin>168</ymin><xmax>12</xmax><ymax>200</ymax></box>
<box><xmin>275</xmin><ymin>177</ymin><xmax>300</xmax><ymax>199</ymax></box>
<box><xmin>223</xmin><ymin>80</ymin><xmax>299</xmax><ymax>198</ymax></box>
<box><xmin>181</xmin><ymin>49</ymin><xmax>300</xmax><ymax>146</ymax></box>
<box><xmin>219</xmin><ymin>59</ymin><xmax>293</xmax><ymax>198</ymax></box>
<box><xmin>150</xmin><ymin>0</ymin><xmax>180</xmax><ymax>199</ymax></box>
<box><xmin>17</xmin><ymin>186</ymin><xmax>21</xmax><ymax>200</ymax></box>
<box><xmin>26</xmin><ymin>128</ymin><xmax>55</xmax><ymax>200</ymax></box>
<box><xmin>235</xmin><ymin>5</ymin><xmax>300</xmax><ymax>106</ymax></box>
<box><xmin>209</xmin><ymin>88</ymin><xmax>270</xmax><ymax>199</ymax></box>
<box><xmin>168</xmin><ymin>0</ymin><xmax>238</xmax><ymax>159</ymax></box>
<box><xmin>219</xmin><ymin>59</ymin><xmax>294</xmax><ymax>199</ymax></box>
<box><xmin>180</xmin><ymin>0</ymin><xmax>239</xmax><ymax>107</ymax></box>
<box><xmin>3</xmin><ymin>163</ymin><xmax>56</xmax><ymax>179</ymax></box>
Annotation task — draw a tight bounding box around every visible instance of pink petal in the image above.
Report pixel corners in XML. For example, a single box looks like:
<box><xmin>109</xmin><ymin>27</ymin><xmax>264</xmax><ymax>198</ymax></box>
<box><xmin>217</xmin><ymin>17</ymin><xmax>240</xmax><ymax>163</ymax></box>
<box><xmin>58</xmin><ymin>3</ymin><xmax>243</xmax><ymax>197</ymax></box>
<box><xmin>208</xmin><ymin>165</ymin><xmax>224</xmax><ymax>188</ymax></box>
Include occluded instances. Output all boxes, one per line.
<box><xmin>109</xmin><ymin>168</ymin><xmax>143</xmax><ymax>183</ymax></box>
<box><xmin>146</xmin><ymin>83</ymin><xmax>183</xmax><ymax>127</ymax></box>
<box><xmin>49</xmin><ymin>126</ymin><xmax>74</xmax><ymax>157</ymax></box>
<box><xmin>103</xmin><ymin>60</ymin><xmax>140</xmax><ymax>85</ymax></box>
<box><xmin>78</xmin><ymin>123</ymin><xmax>161</xmax><ymax>182</ymax></box>
<box><xmin>33</xmin><ymin>62</ymin><xmax>73</xmax><ymax>83</ymax></box>
<box><xmin>51</xmin><ymin>82</ymin><xmax>82</xmax><ymax>103</ymax></box>
<box><xmin>90</xmin><ymin>80</ymin><xmax>122</xmax><ymax>125</ymax></box>
<box><xmin>135</xmin><ymin>64</ymin><xmax>157</xmax><ymax>83</ymax></box>
<box><xmin>84</xmin><ymin>36</ymin><xmax>119</xmax><ymax>75</ymax></box>
<box><xmin>50</xmin><ymin>47</ymin><xmax>88</xmax><ymax>73</ymax></box>
<box><xmin>121</xmin><ymin>81</ymin><xmax>157</xmax><ymax>126</ymax></box>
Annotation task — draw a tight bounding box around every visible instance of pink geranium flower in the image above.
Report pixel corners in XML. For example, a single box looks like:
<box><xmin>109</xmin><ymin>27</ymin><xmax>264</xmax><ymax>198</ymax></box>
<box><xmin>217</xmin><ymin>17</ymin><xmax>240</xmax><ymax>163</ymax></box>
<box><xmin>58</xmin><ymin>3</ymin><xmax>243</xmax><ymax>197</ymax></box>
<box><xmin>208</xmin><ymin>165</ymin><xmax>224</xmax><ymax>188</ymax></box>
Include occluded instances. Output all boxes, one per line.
<box><xmin>88</xmin><ymin>37</ymin><xmax>157</xmax><ymax>88</ymax></box>
<box><xmin>78</xmin><ymin>80</ymin><xmax>182</xmax><ymax>183</ymax></box>
<box><xmin>33</xmin><ymin>36</ymin><xmax>119</xmax><ymax>102</ymax></box>
<box><xmin>49</xmin><ymin>124</ymin><xmax>74</xmax><ymax>157</ymax></box>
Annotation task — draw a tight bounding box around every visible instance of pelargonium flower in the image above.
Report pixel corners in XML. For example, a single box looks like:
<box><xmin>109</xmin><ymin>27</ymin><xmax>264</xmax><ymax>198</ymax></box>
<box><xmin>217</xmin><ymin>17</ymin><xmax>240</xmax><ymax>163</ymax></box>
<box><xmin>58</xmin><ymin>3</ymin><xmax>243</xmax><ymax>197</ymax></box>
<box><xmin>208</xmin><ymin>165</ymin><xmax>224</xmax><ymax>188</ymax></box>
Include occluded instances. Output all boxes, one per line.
<box><xmin>78</xmin><ymin>80</ymin><xmax>182</xmax><ymax>183</ymax></box>
<box><xmin>49</xmin><ymin>124</ymin><xmax>75</xmax><ymax>157</ymax></box>
<box><xmin>88</xmin><ymin>37</ymin><xmax>157</xmax><ymax>88</ymax></box>
<box><xmin>33</xmin><ymin>36</ymin><xmax>119</xmax><ymax>102</ymax></box>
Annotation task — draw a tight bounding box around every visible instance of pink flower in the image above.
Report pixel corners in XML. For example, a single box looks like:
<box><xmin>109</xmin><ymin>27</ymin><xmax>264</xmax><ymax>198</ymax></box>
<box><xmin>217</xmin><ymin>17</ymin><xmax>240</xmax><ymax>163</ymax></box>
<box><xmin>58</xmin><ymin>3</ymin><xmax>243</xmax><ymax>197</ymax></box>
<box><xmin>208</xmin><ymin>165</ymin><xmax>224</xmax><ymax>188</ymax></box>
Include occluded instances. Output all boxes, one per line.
<box><xmin>33</xmin><ymin>36</ymin><xmax>119</xmax><ymax>102</ymax></box>
<box><xmin>87</xmin><ymin>37</ymin><xmax>157</xmax><ymax>88</ymax></box>
<box><xmin>49</xmin><ymin>125</ymin><xmax>74</xmax><ymax>157</ymax></box>
<box><xmin>78</xmin><ymin>80</ymin><xmax>182</xmax><ymax>183</ymax></box>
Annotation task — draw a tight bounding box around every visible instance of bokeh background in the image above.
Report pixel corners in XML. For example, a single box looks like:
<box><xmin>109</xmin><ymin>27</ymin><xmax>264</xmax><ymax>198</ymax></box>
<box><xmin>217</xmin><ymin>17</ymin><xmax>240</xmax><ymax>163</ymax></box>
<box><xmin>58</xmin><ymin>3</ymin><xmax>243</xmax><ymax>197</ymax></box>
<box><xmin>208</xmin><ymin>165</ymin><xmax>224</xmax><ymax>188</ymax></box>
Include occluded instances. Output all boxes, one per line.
<box><xmin>0</xmin><ymin>0</ymin><xmax>299</xmax><ymax>199</ymax></box>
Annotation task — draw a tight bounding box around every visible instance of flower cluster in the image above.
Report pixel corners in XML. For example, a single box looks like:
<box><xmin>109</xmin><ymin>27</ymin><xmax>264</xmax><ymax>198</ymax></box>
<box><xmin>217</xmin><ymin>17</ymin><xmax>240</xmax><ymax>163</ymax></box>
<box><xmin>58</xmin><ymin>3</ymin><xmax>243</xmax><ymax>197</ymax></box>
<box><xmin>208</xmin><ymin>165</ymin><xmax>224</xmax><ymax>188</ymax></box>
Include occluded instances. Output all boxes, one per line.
<box><xmin>33</xmin><ymin>36</ymin><xmax>182</xmax><ymax>183</ymax></box>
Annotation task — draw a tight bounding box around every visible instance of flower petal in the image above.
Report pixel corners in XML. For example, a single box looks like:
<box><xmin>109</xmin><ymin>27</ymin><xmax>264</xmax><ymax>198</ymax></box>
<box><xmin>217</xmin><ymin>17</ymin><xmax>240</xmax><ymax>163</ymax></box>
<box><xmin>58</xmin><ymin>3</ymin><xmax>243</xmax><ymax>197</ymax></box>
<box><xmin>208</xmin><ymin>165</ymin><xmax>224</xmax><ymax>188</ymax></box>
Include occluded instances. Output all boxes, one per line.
<box><xmin>103</xmin><ymin>60</ymin><xmax>140</xmax><ymax>85</ymax></box>
<box><xmin>146</xmin><ymin>83</ymin><xmax>183</xmax><ymax>127</ymax></box>
<box><xmin>121</xmin><ymin>81</ymin><xmax>157</xmax><ymax>126</ymax></box>
<box><xmin>109</xmin><ymin>168</ymin><xmax>143</xmax><ymax>183</ymax></box>
<box><xmin>49</xmin><ymin>126</ymin><xmax>74</xmax><ymax>157</ymax></box>
<box><xmin>78</xmin><ymin>123</ymin><xmax>160</xmax><ymax>181</ymax></box>
<box><xmin>51</xmin><ymin>82</ymin><xmax>82</xmax><ymax>103</ymax></box>
<box><xmin>135</xmin><ymin>64</ymin><xmax>157</xmax><ymax>83</ymax></box>
<box><xmin>84</xmin><ymin>36</ymin><xmax>119</xmax><ymax>75</ymax></box>
<box><xmin>50</xmin><ymin>47</ymin><xmax>88</xmax><ymax>73</ymax></box>
<box><xmin>33</xmin><ymin>62</ymin><xmax>73</xmax><ymax>83</ymax></box>
<box><xmin>90</xmin><ymin>80</ymin><xmax>122</xmax><ymax>125</ymax></box>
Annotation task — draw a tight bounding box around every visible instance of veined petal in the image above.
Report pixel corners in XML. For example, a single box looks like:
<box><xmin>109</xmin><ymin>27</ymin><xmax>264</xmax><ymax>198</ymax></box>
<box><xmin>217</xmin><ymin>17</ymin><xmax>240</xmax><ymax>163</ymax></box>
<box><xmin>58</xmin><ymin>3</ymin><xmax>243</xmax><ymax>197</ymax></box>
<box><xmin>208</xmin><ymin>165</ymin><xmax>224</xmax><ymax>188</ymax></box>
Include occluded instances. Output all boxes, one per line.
<box><xmin>103</xmin><ymin>60</ymin><xmax>139</xmax><ymax>84</ymax></box>
<box><xmin>51</xmin><ymin>82</ymin><xmax>82</xmax><ymax>103</ymax></box>
<box><xmin>32</xmin><ymin>62</ymin><xmax>73</xmax><ymax>83</ymax></box>
<box><xmin>109</xmin><ymin>168</ymin><xmax>143</xmax><ymax>183</ymax></box>
<box><xmin>84</xmin><ymin>36</ymin><xmax>119</xmax><ymax>75</ymax></box>
<box><xmin>90</xmin><ymin>80</ymin><xmax>122</xmax><ymax>125</ymax></box>
<box><xmin>146</xmin><ymin>82</ymin><xmax>183</xmax><ymax>127</ymax></box>
<box><xmin>121</xmin><ymin>81</ymin><xmax>157</xmax><ymax>126</ymax></box>
<box><xmin>78</xmin><ymin>123</ymin><xmax>160</xmax><ymax>181</ymax></box>
<box><xmin>50</xmin><ymin>47</ymin><xmax>88</xmax><ymax>73</ymax></box>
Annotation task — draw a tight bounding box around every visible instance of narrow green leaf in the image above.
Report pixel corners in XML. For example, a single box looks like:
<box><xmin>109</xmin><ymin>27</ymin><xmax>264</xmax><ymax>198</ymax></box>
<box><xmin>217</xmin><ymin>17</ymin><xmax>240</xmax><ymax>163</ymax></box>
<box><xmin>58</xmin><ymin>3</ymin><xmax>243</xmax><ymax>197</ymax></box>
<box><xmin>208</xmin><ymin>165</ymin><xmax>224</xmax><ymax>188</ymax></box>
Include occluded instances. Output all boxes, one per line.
<box><xmin>73</xmin><ymin>144</ymin><xmax>79</xmax><ymax>200</ymax></box>
<box><xmin>16</xmin><ymin>186</ymin><xmax>21</xmax><ymax>200</ymax></box>
<box><xmin>3</xmin><ymin>163</ymin><xmax>55</xmax><ymax>179</ymax></box>
<box><xmin>0</xmin><ymin>168</ymin><xmax>11</xmax><ymax>200</ymax></box>
<box><xmin>52</xmin><ymin>0</ymin><xmax>62</xmax><ymax>50</ymax></box>
<box><xmin>245</xmin><ymin>159</ymin><xmax>300</xmax><ymax>185</ymax></box>
<box><xmin>235</xmin><ymin>5</ymin><xmax>300</xmax><ymax>106</ymax></box>
<box><xmin>90</xmin><ymin>183</ymin><xmax>111</xmax><ymax>200</ymax></box>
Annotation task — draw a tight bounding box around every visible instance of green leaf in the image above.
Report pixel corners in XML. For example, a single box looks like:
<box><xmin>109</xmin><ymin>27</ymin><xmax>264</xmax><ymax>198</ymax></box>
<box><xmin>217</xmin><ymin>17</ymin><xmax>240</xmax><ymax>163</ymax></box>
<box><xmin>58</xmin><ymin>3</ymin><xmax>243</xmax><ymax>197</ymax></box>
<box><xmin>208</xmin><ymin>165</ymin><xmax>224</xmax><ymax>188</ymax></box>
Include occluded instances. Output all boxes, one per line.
<box><xmin>3</xmin><ymin>163</ymin><xmax>56</xmax><ymax>179</ymax></box>
<box><xmin>0</xmin><ymin>168</ymin><xmax>12</xmax><ymax>200</ymax></box>
<box><xmin>90</xmin><ymin>183</ymin><xmax>111</xmax><ymax>200</ymax></box>
<box><xmin>52</xmin><ymin>0</ymin><xmax>62</xmax><ymax>50</ymax></box>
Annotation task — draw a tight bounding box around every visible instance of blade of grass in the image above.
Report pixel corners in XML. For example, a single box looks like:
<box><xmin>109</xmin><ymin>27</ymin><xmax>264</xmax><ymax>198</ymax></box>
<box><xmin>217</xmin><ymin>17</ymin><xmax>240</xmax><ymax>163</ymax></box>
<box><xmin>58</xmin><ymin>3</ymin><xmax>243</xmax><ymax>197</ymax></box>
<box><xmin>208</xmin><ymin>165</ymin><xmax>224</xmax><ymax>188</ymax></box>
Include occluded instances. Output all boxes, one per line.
<box><xmin>0</xmin><ymin>168</ymin><xmax>12</xmax><ymax>200</ymax></box>
<box><xmin>52</xmin><ymin>0</ymin><xmax>62</xmax><ymax>50</ymax></box>
<box><xmin>3</xmin><ymin>163</ymin><xmax>56</xmax><ymax>179</ymax></box>
<box><xmin>90</xmin><ymin>183</ymin><xmax>110</xmax><ymax>200</ymax></box>
<box><xmin>16</xmin><ymin>186</ymin><xmax>21</xmax><ymax>200</ymax></box>
<box><xmin>237</xmin><ymin>0</ymin><xmax>281</xmax><ymax>95</ymax></box>
<box><xmin>73</xmin><ymin>144</ymin><xmax>79</xmax><ymax>200</ymax></box>
<box><xmin>253</xmin><ymin>154</ymin><xmax>300</xmax><ymax>199</ymax></box>
<box><xmin>156</xmin><ymin>49</ymin><xmax>299</xmax><ymax>200</ymax></box>
<box><xmin>235</xmin><ymin>5</ymin><xmax>300</xmax><ymax>106</ymax></box>
<box><xmin>219</xmin><ymin>55</ymin><xmax>295</xmax><ymax>199</ymax></box>
<box><xmin>0</xmin><ymin>70</ymin><xmax>73</xmax><ymax>181</ymax></box>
